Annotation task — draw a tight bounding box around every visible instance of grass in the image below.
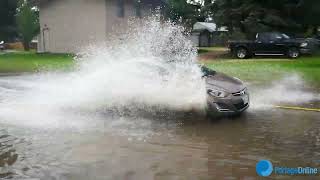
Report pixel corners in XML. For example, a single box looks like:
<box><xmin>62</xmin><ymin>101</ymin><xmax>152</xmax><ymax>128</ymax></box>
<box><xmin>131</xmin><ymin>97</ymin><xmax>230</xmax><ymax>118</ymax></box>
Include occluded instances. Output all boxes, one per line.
<box><xmin>202</xmin><ymin>57</ymin><xmax>320</xmax><ymax>86</ymax></box>
<box><xmin>198</xmin><ymin>47</ymin><xmax>228</xmax><ymax>52</ymax></box>
<box><xmin>198</xmin><ymin>47</ymin><xmax>228</xmax><ymax>54</ymax></box>
<box><xmin>0</xmin><ymin>50</ymin><xmax>319</xmax><ymax>87</ymax></box>
<box><xmin>0</xmin><ymin>51</ymin><xmax>74</xmax><ymax>73</ymax></box>
<box><xmin>199</xmin><ymin>46</ymin><xmax>320</xmax><ymax>86</ymax></box>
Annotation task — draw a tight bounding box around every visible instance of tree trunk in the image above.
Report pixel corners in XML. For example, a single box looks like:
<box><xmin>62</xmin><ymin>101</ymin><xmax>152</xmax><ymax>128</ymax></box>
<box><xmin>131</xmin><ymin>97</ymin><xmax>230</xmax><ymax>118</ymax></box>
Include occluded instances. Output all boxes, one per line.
<box><xmin>227</xmin><ymin>23</ymin><xmax>234</xmax><ymax>33</ymax></box>
<box><xmin>23</xmin><ymin>41</ymin><xmax>30</xmax><ymax>51</ymax></box>
<box><xmin>312</xmin><ymin>26</ymin><xmax>318</xmax><ymax>35</ymax></box>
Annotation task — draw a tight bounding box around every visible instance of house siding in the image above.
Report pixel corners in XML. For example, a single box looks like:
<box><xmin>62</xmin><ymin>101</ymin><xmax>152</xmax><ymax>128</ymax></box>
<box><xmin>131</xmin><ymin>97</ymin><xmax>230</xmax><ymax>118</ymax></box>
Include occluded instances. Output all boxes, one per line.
<box><xmin>38</xmin><ymin>0</ymin><xmax>153</xmax><ymax>53</ymax></box>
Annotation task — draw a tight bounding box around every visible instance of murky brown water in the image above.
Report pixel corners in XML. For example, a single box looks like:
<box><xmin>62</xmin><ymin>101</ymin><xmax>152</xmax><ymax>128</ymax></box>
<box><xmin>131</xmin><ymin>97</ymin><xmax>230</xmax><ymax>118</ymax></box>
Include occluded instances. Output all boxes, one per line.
<box><xmin>0</xmin><ymin>75</ymin><xmax>320</xmax><ymax>179</ymax></box>
<box><xmin>1</xmin><ymin>107</ymin><xmax>320</xmax><ymax>179</ymax></box>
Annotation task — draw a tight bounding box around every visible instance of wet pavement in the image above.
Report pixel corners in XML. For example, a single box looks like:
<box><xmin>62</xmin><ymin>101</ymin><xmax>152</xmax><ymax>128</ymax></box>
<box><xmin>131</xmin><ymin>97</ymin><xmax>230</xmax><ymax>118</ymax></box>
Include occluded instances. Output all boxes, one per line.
<box><xmin>0</xmin><ymin>75</ymin><xmax>319</xmax><ymax>179</ymax></box>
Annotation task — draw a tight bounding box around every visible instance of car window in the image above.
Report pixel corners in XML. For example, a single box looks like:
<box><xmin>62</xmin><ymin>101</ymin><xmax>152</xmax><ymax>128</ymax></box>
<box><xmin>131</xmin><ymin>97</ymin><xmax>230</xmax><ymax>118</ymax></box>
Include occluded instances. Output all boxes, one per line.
<box><xmin>257</xmin><ymin>33</ymin><xmax>269</xmax><ymax>42</ymax></box>
<box><xmin>269</xmin><ymin>33</ymin><xmax>283</xmax><ymax>41</ymax></box>
<box><xmin>257</xmin><ymin>32</ymin><xmax>290</xmax><ymax>42</ymax></box>
<box><xmin>281</xmin><ymin>33</ymin><xmax>290</xmax><ymax>39</ymax></box>
<box><xmin>201</xmin><ymin>66</ymin><xmax>216</xmax><ymax>76</ymax></box>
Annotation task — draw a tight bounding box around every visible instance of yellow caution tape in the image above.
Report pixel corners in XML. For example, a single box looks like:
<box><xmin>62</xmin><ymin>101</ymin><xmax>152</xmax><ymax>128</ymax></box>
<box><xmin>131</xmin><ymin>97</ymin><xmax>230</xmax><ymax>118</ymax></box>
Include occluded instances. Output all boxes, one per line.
<box><xmin>274</xmin><ymin>105</ymin><xmax>320</xmax><ymax>112</ymax></box>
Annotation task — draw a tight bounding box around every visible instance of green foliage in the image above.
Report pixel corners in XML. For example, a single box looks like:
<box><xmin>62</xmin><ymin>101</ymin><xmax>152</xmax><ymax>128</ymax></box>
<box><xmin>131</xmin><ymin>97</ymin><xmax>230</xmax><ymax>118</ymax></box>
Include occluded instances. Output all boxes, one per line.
<box><xmin>0</xmin><ymin>0</ymin><xmax>18</xmax><ymax>41</ymax></box>
<box><xmin>227</xmin><ymin>31</ymin><xmax>247</xmax><ymax>40</ymax></box>
<box><xmin>208</xmin><ymin>0</ymin><xmax>320</xmax><ymax>37</ymax></box>
<box><xmin>16</xmin><ymin>0</ymin><xmax>39</xmax><ymax>51</ymax></box>
<box><xmin>218</xmin><ymin>33</ymin><xmax>229</xmax><ymax>44</ymax></box>
<box><xmin>296</xmin><ymin>0</ymin><xmax>320</xmax><ymax>26</ymax></box>
<box><xmin>164</xmin><ymin>0</ymin><xmax>203</xmax><ymax>30</ymax></box>
<box><xmin>304</xmin><ymin>27</ymin><xmax>315</xmax><ymax>37</ymax></box>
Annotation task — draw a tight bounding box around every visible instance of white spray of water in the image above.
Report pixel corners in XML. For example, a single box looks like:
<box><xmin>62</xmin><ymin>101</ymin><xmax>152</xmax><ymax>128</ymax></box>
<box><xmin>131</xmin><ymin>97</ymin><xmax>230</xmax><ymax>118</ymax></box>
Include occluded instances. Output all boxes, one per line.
<box><xmin>249</xmin><ymin>74</ymin><xmax>320</xmax><ymax>109</ymax></box>
<box><xmin>0</xmin><ymin>18</ymin><xmax>207</xmax><ymax>129</ymax></box>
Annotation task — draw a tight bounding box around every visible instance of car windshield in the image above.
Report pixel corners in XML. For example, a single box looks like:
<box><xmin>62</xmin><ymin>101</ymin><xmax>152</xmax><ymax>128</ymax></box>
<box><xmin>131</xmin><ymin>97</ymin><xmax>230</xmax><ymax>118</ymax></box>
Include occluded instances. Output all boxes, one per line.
<box><xmin>200</xmin><ymin>66</ymin><xmax>216</xmax><ymax>76</ymax></box>
<box><xmin>281</xmin><ymin>33</ymin><xmax>290</xmax><ymax>39</ymax></box>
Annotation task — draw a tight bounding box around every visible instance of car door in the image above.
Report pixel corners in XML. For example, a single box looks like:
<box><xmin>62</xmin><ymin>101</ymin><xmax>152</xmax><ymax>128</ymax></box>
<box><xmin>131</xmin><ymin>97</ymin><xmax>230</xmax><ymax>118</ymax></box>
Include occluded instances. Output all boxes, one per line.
<box><xmin>254</xmin><ymin>33</ymin><xmax>272</xmax><ymax>54</ymax></box>
<box><xmin>268</xmin><ymin>33</ymin><xmax>286</xmax><ymax>54</ymax></box>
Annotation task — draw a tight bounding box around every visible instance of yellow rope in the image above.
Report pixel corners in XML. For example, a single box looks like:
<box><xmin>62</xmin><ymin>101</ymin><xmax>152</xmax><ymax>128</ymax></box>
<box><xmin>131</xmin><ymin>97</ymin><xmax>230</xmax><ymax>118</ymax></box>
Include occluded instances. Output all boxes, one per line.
<box><xmin>274</xmin><ymin>105</ymin><xmax>320</xmax><ymax>112</ymax></box>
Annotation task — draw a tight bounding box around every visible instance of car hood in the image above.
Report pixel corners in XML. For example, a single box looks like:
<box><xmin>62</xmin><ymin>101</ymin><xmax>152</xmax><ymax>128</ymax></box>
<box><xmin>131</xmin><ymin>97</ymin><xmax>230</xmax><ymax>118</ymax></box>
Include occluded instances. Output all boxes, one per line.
<box><xmin>205</xmin><ymin>72</ymin><xmax>245</xmax><ymax>93</ymax></box>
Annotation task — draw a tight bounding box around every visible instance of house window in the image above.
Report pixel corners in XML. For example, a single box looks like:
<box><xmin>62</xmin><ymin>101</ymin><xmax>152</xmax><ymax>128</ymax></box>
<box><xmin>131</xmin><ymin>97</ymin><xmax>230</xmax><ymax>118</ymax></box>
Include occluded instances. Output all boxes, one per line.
<box><xmin>135</xmin><ymin>0</ymin><xmax>141</xmax><ymax>18</ymax></box>
<box><xmin>117</xmin><ymin>0</ymin><xmax>124</xmax><ymax>17</ymax></box>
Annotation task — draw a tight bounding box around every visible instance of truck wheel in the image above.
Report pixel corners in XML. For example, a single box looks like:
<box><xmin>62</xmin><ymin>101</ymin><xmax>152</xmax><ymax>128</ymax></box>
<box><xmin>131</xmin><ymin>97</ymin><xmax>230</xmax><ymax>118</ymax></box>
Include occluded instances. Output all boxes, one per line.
<box><xmin>235</xmin><ymin>47</ymin><xmax>248</xmax><ymax>59</ymax></box>
<box><xmin>288</xmin><ymin>47</ymin><xmax>299</xmax><ymax>58</ymax></box>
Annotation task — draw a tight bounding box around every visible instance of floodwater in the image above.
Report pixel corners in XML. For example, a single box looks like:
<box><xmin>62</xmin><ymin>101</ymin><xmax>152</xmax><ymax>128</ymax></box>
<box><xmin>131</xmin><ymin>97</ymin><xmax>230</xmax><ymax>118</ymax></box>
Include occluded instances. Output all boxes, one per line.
<box><xmin>0</xmin><ymin>74</ymin><xmax>319</xmax><ymax>180</ymax></box>
<box><xmin>0</xmin><ymin>19</ymin><xmax>320</xmax><ymax>179</ymax></box>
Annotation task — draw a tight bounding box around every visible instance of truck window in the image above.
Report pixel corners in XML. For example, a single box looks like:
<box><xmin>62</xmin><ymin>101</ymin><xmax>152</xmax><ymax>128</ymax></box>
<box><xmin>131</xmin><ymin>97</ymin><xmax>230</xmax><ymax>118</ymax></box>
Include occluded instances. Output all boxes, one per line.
<box><xmin>281</xmin><ymin>33</ymin><xmax>290</xmax><ymax>39</ymax></box>
<box><xmin>269</xmin><ymin>33</ymin><xmax>283</xmax><ymax>41</ymax></box>
<box><xmin>257</xmin><ymin>33</ymin><xmax>269</xmax><ymax>42</ymax></box>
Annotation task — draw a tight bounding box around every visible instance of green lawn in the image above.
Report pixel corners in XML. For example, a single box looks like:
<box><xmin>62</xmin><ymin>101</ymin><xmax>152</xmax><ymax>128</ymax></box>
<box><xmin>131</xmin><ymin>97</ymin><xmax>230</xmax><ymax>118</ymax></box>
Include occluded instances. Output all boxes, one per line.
<box><xmin>198</xmin><ymin>47</ymin><xmax>228</xmax><ymax>52</ymax></box>
<box><xmin>199</xmin><ymin>46</ymin><xmax>320</xmax><ymax>86</ymax></box>
<box><xmin>203</xmin><ymin>57</ymin><xmax>320</xmax><ymax>86</ymax></box>
<box><xmin>0</xmin><ymin>51</ymin><xmax>319</xmax><ymax>87</ymax></box>
<box><xmin>0</xmin><ymin>51</ymin><xmax>74</xmax><ymax>73</ymax></box>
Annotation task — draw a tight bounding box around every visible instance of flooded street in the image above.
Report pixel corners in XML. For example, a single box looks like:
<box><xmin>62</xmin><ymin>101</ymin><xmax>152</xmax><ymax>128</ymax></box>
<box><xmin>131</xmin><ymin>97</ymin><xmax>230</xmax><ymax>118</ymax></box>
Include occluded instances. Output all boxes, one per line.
<box><xmin>0</xmin><ymin>75</ymin><xmax>320</xmax><ymax>179</ymax></box>
<box><xmin>0</xmin><ymin>19</ymin><xmax>319</xmax><ymax>179</ymax></box>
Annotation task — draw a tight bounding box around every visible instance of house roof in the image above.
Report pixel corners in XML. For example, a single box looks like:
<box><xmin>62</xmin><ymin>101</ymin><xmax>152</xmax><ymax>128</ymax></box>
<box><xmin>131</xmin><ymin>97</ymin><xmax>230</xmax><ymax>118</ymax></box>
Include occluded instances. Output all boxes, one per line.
<box><xmin>193</xmin><ymin>22</ymin><xmax>228</xmax><ymax>32</ymax></box>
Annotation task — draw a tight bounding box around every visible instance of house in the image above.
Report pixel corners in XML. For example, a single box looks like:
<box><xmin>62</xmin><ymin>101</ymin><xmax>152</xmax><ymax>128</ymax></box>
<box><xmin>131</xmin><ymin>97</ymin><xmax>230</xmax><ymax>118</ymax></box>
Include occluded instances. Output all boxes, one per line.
<box><xmin>190</xmin><ymin>22</ymin><xmax>228</xmax><ymax>47</ymax></box>
<box><xmin>37</xmin><ymin>0</ymin><xmax>164</xmax><ymax>53</ymax></box>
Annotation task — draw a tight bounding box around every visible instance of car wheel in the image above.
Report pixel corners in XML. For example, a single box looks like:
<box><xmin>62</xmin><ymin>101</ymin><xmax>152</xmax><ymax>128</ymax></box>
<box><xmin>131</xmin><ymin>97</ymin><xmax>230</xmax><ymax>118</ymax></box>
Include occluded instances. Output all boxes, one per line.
<box><xmin>236</xmin><ymin>47</ymin><xmax>248</xmax><ymax>59</ymax></box>
<box><xmin>288</xmin><ymin>47</ymin><xmax>300</xmax><ymax>58</ymax></box>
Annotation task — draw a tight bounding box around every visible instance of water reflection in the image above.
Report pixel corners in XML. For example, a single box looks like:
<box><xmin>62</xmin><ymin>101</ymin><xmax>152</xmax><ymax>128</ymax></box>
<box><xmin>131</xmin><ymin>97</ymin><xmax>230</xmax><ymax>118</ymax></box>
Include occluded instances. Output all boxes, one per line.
<box><xmin>0</xmin><ymin>130</ymin><xmax>18</xmax><ymax>178</ymax></box>
<box><xmin>0</xmin><ymin>75</ymin><xmax>320</xmax><ymax>179</ymax></box>
<box><xmin>0</xmin><ymin>106</ymin><xmax>319</xmax><ymax>179</ymax></box>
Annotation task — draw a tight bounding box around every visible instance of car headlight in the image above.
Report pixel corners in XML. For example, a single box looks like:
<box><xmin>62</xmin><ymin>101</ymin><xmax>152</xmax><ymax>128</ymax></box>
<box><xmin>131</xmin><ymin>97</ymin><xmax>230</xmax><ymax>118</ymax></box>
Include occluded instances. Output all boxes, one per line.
<box><xmin>207</xmin><ymin>88</ymin><xmax>228</xmax><ymax>98</ymax></box>
<box><xmin>300</xmin><ymin>42</ymin><xmax>308</xmax><ymax>47</ymax></box>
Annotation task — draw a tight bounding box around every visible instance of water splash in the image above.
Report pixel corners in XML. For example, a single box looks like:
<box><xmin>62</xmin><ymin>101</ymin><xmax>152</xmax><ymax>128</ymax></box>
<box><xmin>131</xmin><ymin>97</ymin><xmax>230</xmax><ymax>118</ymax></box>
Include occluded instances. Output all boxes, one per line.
<box><xmin>0</xmin><ymin>18</ymin><xmax>207</xmax><ymax>130</ymax></box>
<box><xmin>250</xmin><ymin>74</ymin><xmax>320</xmax><ymax>109</ymax></box>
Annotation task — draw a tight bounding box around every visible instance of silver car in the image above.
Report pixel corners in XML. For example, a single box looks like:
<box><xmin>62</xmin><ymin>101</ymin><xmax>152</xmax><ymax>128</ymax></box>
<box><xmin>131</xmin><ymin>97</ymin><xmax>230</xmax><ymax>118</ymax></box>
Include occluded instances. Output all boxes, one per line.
<box><xmin>201</xmin><ymin>66</ymin><xmax>249</xmax><ymax>117</ymax></box>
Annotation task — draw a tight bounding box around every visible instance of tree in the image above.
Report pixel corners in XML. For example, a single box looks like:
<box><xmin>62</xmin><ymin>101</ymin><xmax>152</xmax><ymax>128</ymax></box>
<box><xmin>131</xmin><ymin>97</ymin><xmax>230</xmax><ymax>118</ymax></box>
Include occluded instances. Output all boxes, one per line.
<box><xmin>295</xmin><ymin>0</ymin><xmax>320</xmax><ymax>35</ymax></box>
<box><xmin>208</xmin><ymin>0</ymin><xmax>320</xmax><ymax>38</ymax></box>
<box><xmin>164</xmin><ymin>0</ymin><xmax>204</xmax><ymax>30</ymax></box>
<box><xmin>0</xmin><ymin>0</ymin><xmax>18</xmax><ymax>41</ymax></box>
<box><xmin>16</xmin><ymin>0</ymin><xmax>39</xmax><ymax>51</ymax></box>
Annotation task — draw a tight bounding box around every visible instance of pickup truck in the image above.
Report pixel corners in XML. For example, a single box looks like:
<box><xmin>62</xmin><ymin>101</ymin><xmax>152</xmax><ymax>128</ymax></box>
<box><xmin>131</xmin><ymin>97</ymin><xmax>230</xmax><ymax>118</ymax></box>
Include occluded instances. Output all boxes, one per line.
<box><xmin>0</xmin><ymin>41</ymin><xmax>4</xmax><ymax>51</ymax></box>
<box><xmin>228</xmin><ymin>32</ymin><xmax>312</xmax><ymax>59</ymax></box>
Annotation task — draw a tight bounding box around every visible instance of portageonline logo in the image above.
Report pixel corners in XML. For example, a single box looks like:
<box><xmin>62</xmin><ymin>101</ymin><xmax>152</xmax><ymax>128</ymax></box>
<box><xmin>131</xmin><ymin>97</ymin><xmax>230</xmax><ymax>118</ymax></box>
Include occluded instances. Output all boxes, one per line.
<box><xmin>256</xmin><ymin>160</ymin><xmax>319</xmax><ymax>177</ymax></box>
<box><xmin>256</xmin><ymin>160</ymin><xmax>273</xmax><ymax>176</ymax></box>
